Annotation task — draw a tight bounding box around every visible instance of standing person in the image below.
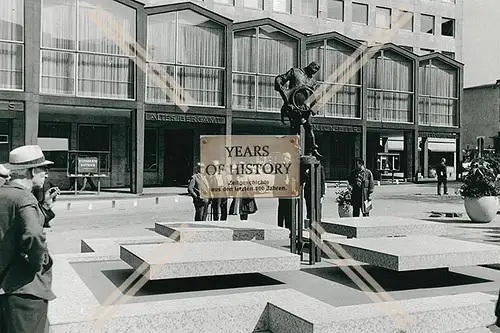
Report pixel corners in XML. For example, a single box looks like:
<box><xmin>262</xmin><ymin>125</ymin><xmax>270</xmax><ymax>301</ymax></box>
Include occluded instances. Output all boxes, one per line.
<box><xmin>276</xmin><ymin>153</ymin><xmax>294</xmax><ymax>230</ymax></box>
<box><xmin>0</xmin><ymin>145</ymin><xmax>57</xmax><ymax>333</ymax></box>
<box><xmin>229</xmin><ymin>167</ymin><xmax>258</xmax><ymax>220</ymax></box>
<box><xmin>188</xmin><ymin>162</ymin><xmax>211</xmax><ymax>221</ymax></box>
<box><xmin>348</xmin><ymin>158</ymin><xmax>375</xmax><ymax>217</ymax></box>
<box><xmin>208</xmin><ymin>160</ymin><xmax>228</xmax><ymax>221</ymax></box>
<box><xmin>436</xmin><ymin>158</ymin><xmax>448</xmax><ymax>195</ymax></box>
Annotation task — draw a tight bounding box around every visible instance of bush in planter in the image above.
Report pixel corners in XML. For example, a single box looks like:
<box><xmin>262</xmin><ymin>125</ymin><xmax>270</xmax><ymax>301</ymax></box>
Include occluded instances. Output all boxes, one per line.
<box><xmin>335</xmin><ymin>187</ymin><xmax>353</xmax><ymax>217</ymax></box>
<box><xmin>456</xmin><ymin>158</ymin><xmax>500</xmax><ymax>223</ymax></box>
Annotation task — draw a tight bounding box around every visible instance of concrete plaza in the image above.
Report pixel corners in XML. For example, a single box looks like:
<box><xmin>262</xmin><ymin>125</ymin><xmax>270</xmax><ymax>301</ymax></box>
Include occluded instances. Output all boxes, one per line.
<box><xmin>45</xmin><ymin>182</ymin><xmax>500</xmax><ymax>332</ymax></box>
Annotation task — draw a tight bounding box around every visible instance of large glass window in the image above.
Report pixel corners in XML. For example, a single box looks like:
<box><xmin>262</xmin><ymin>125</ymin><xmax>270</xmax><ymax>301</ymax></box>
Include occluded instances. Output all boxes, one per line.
<box><xmin>232</xmin><ymin>26</ymin><xmax>298</xmax><ymax>112</ymax></box>
<box><xmin>327</xmin><ymin>0</ymin><xmax>344</xmax><ymax>21</ymax></box>
<box><xmin>418</xmin><ymin>60</ymin><xmax>458</xmax><ymax>127</ymax></box>
<box><xmin>40</xmin><ymin>0</ymin><xmax>136</xmax><ymax>99</ymax></box>
<box><xmin>38</xmin><ymin>122</ymin><xmax>71</xmax><ymax>169</ymax></box>
<box><xmin>421</xmin><ymin>14</ymin><xmax>435</xmax><ymax>34</ymax></box>
<box><xmin>376</xmin><ymin>7</ymin><xmax>391</xmax><ymax>29</ymax></box>
<box><xmin>147</xmin><ymin>10</ymin><xmax>225</xmax><ymax>107</ymax></box>
<box><xmin>352</xmin><ymin>3</ymin><xmax>368</xmax><ymax>25</ymax></box>
<box><xmin>306</xmin><ymin>39</ymin><xmax>361</xmax><ymax>118</ymax></box>
<box><xmin>144</xmin><ymin>128</ymin><xmax>158</xmax><ymax>171</ymax></box>
<box><xmin>301</xmin><ymin>0</ymin><xmax>318</xmax><ymax>17</ymax></box>
<box><xmin>366</xmin><ymin>50</ymin><xmax>413</xmax><ymax>123</ymax></box>
<box><xmin>0</xmin><ymin>0</ymin><xmax>24</xmax><ymax>90</ymax></box>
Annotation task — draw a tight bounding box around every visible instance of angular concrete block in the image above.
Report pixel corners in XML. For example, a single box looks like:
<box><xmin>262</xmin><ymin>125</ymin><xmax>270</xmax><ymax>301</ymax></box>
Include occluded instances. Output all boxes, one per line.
<box><xmin>120</xmin><ymin>241</ymin><xmax>300</xmax><ymax>280</ymax></box>
<box><xmin>155</xmin><ymin>222</ymin><xmax>233</xmax><ymax>242</ymax></box>
<box><xmin>326</xmin><ymin>235</ymin><xmax>500</xmax><ymax>271</ymax></box>
<box><xmin>321</xmin><ymin>216</ymin><xmax>447</xmax><ymax>238</ymax></box>
<box><xmin>269</xmin><ymin>292</ymin><xmax>496</xmax><ymax>333</ymax></box>
<box><xmin>204</xmin><ymin>221</ymin><xmax>289</xmax><ymax>241</ymax></box>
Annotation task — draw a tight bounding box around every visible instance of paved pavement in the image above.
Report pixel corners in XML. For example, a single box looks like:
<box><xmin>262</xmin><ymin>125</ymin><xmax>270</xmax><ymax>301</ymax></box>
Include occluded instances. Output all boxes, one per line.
<box><xmin>46</xmin><ymin>182</ymin><xmax>500</xmax><ymax>255</ymax></box>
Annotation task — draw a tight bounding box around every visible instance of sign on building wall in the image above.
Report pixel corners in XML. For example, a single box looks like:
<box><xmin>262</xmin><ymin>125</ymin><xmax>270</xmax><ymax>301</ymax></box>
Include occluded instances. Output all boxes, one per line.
<box><xmin>199</xmin><ymin>135</ymin><xmax>300</xmax><ymax>198</ymax></box>
<box><xmin>77</xmin><ymin>157</ymin><xmax>99</xmax><ymax>174</ymax></box>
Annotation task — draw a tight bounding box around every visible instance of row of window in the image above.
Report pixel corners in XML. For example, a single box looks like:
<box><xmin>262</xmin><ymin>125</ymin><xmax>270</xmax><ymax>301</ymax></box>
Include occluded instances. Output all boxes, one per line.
<box><xmin>0</xmin><ymin>0</ymin><xmax>459</xmax><ymax>127</ymax></box>
<box><xmin>214</xmin><ymin>0</ymin><xmax>456</xmax><ymax>38</ymax></box>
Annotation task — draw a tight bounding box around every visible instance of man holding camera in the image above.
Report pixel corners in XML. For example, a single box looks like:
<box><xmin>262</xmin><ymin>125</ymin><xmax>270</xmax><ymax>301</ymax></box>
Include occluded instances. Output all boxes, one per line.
<box><xmin>0</xmin><ymin>145</ymin><xmax>59</xmax><ymax>333</ymax></box>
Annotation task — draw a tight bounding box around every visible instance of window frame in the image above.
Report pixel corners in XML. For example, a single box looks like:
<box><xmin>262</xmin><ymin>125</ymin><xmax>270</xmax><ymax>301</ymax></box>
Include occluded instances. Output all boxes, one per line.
<box><xmin>326</xmin><ymin>0</ymin><xmax>344</xmax><ymax>21</ymax></box>
<box><xmin>39</xmin><ymin>0</ymin><xmax>137</xmax><ymax>100</ymax></box>
<box><xmin>145</xmin><ymin>10</ymin><xmax>226</xmax><ymax>107</ymax></box>
<box><xmin>273</xmin><ymin>0</ymin><xmax>292</xmax><ymax>14</ymax></box>
<box><xmin>375</xmin><ymin>6</ymin><xmax>392</xmax><ymax>29</ymax></box>
<box><xmin>232</xmin><ymin>26</ymin><xmax>300</xmax><ymax>113</ymax></box>
<box><xmin>441</xmin><ymin>17</ymin><xmax>455</xmax><ymax>37</ymax></box>
<box><xmin>77</xmin><ymin>123</ymin><xmax>112</xmax><ymax>172</ymax></box>
<box><xmin>38</xmin><ymin>121</ymin><xmax>72</xmax><ymax>170</ymax></box>
<box><xmin>0</xmin><ymin>0</ymin><xmax>25</xmax><ymax>91</ymax></box>
<box><xmin>421</xmin><ymin>14</ymin><xmax>435</xmax><ymax>35</ymax></box>
<box><xmin>352</xmin><ymin>2</ymin><xmax>368</xmax><ymax>26</ymax></box>
<box><xmin>300</xmin><ymin>0</ymin><xmax>318</xmax><ymax>18</ymax></box>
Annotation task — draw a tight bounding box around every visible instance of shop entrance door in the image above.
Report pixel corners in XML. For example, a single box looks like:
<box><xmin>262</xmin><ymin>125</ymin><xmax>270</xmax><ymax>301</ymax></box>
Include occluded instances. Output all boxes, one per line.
<box><xmin>164</xmin><ymin>129</ymin><xmax>194</xmax><ymax>186</ymax></box>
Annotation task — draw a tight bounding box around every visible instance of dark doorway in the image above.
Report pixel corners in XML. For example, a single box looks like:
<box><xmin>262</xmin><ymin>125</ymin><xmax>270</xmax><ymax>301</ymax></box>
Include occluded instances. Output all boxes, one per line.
<box><xmin>164</xmin><ymin>129</ymin><xmax>194</xmax><ymax>186</ymax></box>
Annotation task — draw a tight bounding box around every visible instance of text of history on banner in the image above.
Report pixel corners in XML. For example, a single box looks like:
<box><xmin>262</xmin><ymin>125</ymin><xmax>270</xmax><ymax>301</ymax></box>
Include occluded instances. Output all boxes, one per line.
<box><xmin>199</xmin><ymin>135</ymin><xmax>300</xmax><ymax>198</ymax></box>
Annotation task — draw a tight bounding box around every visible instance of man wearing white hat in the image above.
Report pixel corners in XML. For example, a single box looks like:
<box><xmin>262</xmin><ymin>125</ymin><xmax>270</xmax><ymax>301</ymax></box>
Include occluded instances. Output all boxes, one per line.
<box><xmin>0</xmin><ymin>145</ymin><xmax>57</xmax><ymax>333</ymax></box>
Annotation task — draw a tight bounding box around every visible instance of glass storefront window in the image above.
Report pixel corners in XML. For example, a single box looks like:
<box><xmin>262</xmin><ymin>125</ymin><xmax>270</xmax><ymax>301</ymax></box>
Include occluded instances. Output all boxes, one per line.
<box><xmin>0</xmin><ymin>0</ymin><xmax>24</xmax><ymax>91</ymax></box>
<box><xmin>38</xmin><ymin>122</ymin><xmax>71</xmax><ymax>169</ymax></box>
<box><xmin>146</xmin><ymin>10</ymin><xmax>225</xmax><ymax>107</ymax></box>
<box><xmin>40</xmin><ymin>0</ymin><xmax>136</xmax><ymax>99</ymax></box>
<box><xmin>144</xmin><ymin>128</ymin><xmax>158</xmax><ymax>171</ymax></box>
<box><xmin>78</xmin><ymin>124</ymin><xmax>111</xmax><ymax>172</ymax></box>
<box><xmin>232</xmin><ymin>25</ymin><xmax>298</xmax><ymax>112</ymax></box>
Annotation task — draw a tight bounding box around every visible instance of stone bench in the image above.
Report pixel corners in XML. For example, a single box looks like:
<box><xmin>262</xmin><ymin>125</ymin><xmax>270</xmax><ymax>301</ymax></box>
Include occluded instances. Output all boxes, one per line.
<box><xmin>325</xmin><ymin>235</ymin><xmax>500</xmax><ymax>271</ymax></box>
<box><xmin>155</xmin><ymin>221</ymin><xmax>289</xmax><ymax>243</ymax></box>
<box><xmin>120</xmin><ymin>241</ymin><xmax>300</xmax><ymax>280</ymax></box>
<box><xmin>321</xmin><ymin>216</ymin><xmax>447</xmax><ymax>238</ymax></box>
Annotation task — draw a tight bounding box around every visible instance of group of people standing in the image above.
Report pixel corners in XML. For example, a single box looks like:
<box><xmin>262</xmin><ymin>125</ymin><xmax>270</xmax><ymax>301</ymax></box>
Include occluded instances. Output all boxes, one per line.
<box><xmin>187</xmin><ymin>161</ymin><xmax>258</xmax><ymax>221</ymax></box>
<box><xmin>0</xmin><ymin>145</ymin><xmax>60</xmax><ymax>333</ymax></box>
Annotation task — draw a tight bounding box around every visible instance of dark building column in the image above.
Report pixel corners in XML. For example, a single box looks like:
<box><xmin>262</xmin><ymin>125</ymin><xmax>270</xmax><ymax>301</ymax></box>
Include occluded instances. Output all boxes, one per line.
<box><xmin>455</xmin><ymin>134</ymin><xmax>462</xmax><ymax>181</ymax></box>
<box><xmin>404</xmin><ymin>131</ymin><xmax>418</xmax><ymax>182</ymax></box>
<box><xmin>24</xmin><ymin>0</ymin><xmax>42</xmax><ymax>145</ymax></box>
<box><xmin>422</xmin><ymin>137</ymin><xmax>429</xmax><ymax>178</ymax></box>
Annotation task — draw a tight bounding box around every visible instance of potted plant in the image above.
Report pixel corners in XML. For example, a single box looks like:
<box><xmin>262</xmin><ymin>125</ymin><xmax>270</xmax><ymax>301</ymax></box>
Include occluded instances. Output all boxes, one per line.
<box><xmin>335</xmin><ymin>187</ymin><xmax>353</xmax><ymax>218</ymax></box>
<box><xmin>456</xmin><ymin>158</ymin><xmax>500</xmax><ymax>223</ymax></box>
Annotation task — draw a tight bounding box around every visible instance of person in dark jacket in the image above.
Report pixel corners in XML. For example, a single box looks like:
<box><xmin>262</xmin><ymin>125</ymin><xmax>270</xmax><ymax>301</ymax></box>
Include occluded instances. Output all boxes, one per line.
<box><xmin>229</xmin><ymin>170</ymin><xmax>258</xmax><ymax>220</ymax></box>
<box><xmin>436</xmin><ymin>158</ymin><xmax>448</xmax><ymax>195</ymax></box>
<box><xmin>276</xmin><ymin>153</ymin><xmax>296</xmax><ymax>230</ymax></box>
<box><xmin>303</xmin><ymin>162</ymin><xmax>326</xmax><ymax>227</ymax></box>
<box><xmin>348</xmin><ymin>158</ymin><xmax>375</xmax><ymax>217</ymax></box>
<box><xmin>188</xmin><ymin>163</ymin><xmax>211</xmax><ymax>221</ymax></box>
<box><xmin>0</xmin><ymin>145</ymin><xmax>57</xmax><ymax>333</ymax></box>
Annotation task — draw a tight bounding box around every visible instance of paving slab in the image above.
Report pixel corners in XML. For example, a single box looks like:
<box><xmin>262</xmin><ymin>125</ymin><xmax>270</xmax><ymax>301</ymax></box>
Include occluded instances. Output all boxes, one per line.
<box><xmin>325</xmin><ymin>235</ymin><xmax>500</xmax><ymax>271</ymax></box>
<box><xmin>155</xmin><ymin>221</ymin><xmax>289</xmax><ymax>242</ymax></box>
<box><xmin>321</xmin><ymin>216</ymin><xmax>447</xmax><ymax>238</ymax></box>
<box><xmin>120</xmin><ymin>241</ymin><xmax>300</xmax><ymax>280</ymax></box>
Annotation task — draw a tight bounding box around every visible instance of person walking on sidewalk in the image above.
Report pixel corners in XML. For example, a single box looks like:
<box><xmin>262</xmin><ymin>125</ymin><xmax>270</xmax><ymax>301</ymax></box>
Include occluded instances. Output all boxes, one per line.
<box><xmin>0</xmin><ymin>145</ymin><xmax>57</xmax><ymax>333</ymax></box>
<box><xmin>436</xmin><ymin>158</ymin><xmax>448</xmax><ymax>195</ymax></box>
<box><xmin>348</xmin><ymin>158</ymin><xmax>374</xmax><ymax>217</ymax></box>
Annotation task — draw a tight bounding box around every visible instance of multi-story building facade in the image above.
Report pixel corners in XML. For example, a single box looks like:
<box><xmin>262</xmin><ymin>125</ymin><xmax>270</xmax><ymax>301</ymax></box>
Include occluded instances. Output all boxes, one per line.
<box><xmin>463</xmin><ymin>80</ymin><xmax>500</xmax><ymax>157</ymax></box>
<box><xmin>0</xmin><ymin>0</ymin><xmax>463</xmax><ymax>193</ymax></box>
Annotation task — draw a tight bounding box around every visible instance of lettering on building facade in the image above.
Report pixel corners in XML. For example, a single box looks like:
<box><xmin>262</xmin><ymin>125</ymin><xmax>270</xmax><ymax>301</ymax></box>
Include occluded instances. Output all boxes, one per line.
<box><xmin>146</xmin><ymin>112</ymin><xmax>225</xmax><ymax>124</ymax></box>
<box><xmin>0</xmin><ymin>101</ymin><xmax>24</xmax><ymax>111</ymax></box>
<box><xmin>312</xmin><ymin>124</ymin><xmax>361</xmax><ymax>133</ymax></box>
<box><xmin>420</xmin><ymin>132</ymin><xmax>458</xmax><ymax>139</ymax></box>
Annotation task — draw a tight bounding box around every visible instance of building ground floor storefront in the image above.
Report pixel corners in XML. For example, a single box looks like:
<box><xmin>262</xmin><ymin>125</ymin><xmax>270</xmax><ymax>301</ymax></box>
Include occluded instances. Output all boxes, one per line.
<box><xmin>0</xmin><ymin>100</ymin><xmax>461</xmax><ymax>193</ymax></box>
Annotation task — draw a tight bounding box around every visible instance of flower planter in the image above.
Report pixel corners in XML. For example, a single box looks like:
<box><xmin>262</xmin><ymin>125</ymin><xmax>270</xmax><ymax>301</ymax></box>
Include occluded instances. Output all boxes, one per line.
<box><xmin>338</xmin><ymin>204</ymin><xmax>353</xmax><ymax>218</ymax></box>
<box><xmin>464</xmin><ymin>196</ymin><xmax>499</xmax><ymax>223</ymax></box>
